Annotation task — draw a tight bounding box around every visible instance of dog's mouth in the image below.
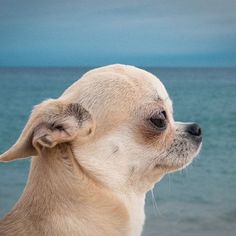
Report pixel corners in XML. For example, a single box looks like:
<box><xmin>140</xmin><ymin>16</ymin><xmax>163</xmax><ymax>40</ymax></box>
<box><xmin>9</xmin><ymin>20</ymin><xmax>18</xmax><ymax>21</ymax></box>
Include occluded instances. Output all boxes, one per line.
<box><xmin>153</xmin><ymin>136</ymin><xmax>202</xmax><ymax>172</ymax></box>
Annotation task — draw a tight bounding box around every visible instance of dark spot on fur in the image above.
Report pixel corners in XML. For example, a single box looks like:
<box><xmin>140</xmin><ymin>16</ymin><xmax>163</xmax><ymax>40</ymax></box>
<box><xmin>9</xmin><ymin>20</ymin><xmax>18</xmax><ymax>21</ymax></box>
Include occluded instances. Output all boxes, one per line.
<box><xmin>112</xmin><ymin>146</ymin><xmax>119</xmax><ymax>154</ymax></box>
<box><xmin>64</xmin><ymin>103</ymin><xmax>91</xmax><ymax>125</ymax></box>
<box><xmin>87</xmin><ymin>128</ymin><xmax>92</xmax><ymax>135</ymax></box>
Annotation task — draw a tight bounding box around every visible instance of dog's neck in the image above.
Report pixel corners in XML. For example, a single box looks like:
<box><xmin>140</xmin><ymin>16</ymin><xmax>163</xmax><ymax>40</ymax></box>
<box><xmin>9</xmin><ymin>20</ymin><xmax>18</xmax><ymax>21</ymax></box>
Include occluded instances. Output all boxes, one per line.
<box><xmin>1</xmin><ymin>144</ymin><xmax>146</xmax><ymax>236</ymax></box>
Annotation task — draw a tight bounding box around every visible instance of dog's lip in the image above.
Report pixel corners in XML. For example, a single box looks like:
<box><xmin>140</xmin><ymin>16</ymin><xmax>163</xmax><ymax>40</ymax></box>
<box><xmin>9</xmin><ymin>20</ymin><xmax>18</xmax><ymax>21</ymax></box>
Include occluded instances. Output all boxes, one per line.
<box><xmin>154</xmin><ymin>163</ymin><xmax>170</xmax><ymax>169</ymax></box>
<box><xmin>154</xmin><ymin>162</ymin><xmax>186</xmax><ymax>170</ymax></box>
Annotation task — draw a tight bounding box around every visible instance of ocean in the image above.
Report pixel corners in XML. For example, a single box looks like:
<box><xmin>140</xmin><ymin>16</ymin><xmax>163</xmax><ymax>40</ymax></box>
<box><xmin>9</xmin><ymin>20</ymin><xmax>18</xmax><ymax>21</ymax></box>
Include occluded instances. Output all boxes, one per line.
<box><xmin>0</xmin><ymin>67</ymin><xmax>235</xmax><ymax>236</ymax></box>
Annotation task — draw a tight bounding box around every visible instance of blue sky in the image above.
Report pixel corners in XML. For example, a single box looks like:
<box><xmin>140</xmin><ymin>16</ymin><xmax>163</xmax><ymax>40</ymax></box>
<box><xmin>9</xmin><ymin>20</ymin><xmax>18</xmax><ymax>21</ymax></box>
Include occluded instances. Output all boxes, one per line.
<box><xmin>0</xmin><ymin>0</ymin><xmax>236</xmax><ymax>67</ymax></box>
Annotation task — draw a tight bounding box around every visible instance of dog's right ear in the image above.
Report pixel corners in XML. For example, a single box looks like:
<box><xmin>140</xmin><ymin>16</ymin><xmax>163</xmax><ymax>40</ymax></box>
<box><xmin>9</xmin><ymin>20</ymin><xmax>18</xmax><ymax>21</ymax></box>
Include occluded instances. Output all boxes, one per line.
<box><xmin>0</xmin><ymin>99</ymin><xmax>95</xmax><ymax>162</ymax></box>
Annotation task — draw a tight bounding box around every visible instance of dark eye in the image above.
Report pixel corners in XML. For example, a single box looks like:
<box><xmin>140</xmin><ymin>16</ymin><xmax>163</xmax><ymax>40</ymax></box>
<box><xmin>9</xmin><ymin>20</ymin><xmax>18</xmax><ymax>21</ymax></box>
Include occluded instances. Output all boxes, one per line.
<box><xmin>149</xmin><ymin>111</ymin><xmax>167</xmax><ymax>130</ymax></box>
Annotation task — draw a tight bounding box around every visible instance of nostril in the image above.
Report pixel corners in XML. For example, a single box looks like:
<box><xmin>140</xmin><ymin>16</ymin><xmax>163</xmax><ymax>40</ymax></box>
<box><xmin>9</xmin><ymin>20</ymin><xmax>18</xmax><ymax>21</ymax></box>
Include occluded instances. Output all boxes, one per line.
<box><xmin>187</xmin><ymin>123</ymin><xmax>202</xmax><ymax>137</ymax></box>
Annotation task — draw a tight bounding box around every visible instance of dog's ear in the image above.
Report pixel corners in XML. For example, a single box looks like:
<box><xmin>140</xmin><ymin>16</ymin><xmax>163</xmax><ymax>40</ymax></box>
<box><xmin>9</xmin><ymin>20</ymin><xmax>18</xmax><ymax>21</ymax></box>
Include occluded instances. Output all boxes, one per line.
<box><xmin>0</xmin><ymin>99</ymin><xmax>94</xmax><ymax>162</ymax></box>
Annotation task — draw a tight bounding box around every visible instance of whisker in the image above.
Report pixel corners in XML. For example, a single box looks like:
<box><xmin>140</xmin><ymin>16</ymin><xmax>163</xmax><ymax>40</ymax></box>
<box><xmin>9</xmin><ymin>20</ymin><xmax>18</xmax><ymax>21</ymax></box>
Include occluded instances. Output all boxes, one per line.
<box><xmin>168</xmin><ymin>174</ymin><xmax>172</xmax><ymax>193</ymax></box>
<box><xmin>151</xmin><ymin>187</ymin><xmax>162</xmax><ymax>217</ymax></box>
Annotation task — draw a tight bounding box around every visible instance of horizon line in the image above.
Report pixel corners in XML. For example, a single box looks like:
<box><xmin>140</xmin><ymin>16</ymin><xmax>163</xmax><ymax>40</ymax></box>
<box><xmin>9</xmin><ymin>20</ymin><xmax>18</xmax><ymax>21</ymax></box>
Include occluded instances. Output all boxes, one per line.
<box><xmin>0</xmin><ymin>65</ymin><xmax>236</xmax><ymax>69</ymax></box>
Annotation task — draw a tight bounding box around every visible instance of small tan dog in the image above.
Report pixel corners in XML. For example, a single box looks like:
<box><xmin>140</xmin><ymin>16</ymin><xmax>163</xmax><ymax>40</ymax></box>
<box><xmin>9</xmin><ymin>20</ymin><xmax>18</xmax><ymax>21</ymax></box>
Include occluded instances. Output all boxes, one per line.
<box><xmin>0</xmin><ymin>64</ymin><xmax>202</xmax><ymax>236</ymax></box>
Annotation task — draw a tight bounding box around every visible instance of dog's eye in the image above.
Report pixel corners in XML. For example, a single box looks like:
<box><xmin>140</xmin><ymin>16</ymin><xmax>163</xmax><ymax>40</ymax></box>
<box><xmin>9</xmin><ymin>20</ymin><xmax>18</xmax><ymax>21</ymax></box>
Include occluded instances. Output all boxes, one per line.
<box><xmin>149</xmin><ymin>111</ymin><xmax>167</xmax><ymax>130</ymax></box>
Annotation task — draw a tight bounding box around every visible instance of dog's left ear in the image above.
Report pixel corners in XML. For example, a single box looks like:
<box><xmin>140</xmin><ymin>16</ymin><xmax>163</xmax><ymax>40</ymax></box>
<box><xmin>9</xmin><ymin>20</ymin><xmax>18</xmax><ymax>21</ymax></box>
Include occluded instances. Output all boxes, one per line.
<box><xmin>0</xmin><ymin>99</ymin><xmax>94</xmax><ymax>162</ymax></box>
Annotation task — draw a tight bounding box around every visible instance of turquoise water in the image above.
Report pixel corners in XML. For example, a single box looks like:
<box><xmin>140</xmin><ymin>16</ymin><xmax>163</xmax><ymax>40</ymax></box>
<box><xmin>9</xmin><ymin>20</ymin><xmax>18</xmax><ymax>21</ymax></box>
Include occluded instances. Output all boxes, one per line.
<box><xmin>0</xmin><ymin>67</ymin><xmax>235</xmax><ymax>236</ymax></box>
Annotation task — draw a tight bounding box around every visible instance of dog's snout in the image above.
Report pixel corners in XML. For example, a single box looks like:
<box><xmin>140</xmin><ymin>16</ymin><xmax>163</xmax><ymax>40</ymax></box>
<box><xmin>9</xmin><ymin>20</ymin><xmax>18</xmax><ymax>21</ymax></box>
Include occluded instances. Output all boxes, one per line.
<box><xmin>186</xmin><ymin>123</ymin><xmax>202</xmax><ymax>137</ymax></box>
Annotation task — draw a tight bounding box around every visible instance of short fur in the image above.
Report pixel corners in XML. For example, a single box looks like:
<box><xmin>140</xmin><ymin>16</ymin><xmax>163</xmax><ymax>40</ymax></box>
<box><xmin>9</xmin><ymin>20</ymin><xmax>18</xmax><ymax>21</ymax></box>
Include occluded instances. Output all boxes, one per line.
<box><xmin>0</xmin><ymin>64</ymin><xmax>202</xmax><ymax>236</ymax></box>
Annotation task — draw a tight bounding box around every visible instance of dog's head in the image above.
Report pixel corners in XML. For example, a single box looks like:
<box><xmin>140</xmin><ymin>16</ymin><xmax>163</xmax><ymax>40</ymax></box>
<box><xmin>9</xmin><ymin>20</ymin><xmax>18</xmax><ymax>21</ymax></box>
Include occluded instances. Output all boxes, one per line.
<box><xmin>0</xmin><ymin>65</ymin><xmax>202</xmax><ymax>193</ymax></box>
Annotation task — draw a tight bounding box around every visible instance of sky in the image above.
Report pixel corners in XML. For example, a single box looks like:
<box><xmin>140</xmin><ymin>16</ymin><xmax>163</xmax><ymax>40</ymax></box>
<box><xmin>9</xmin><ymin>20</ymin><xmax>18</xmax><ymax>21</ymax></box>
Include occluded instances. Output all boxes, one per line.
<box><xmin>0</xmin><ymin>0</ymin><xmax>236</xmax><ymax>67</ymax></box>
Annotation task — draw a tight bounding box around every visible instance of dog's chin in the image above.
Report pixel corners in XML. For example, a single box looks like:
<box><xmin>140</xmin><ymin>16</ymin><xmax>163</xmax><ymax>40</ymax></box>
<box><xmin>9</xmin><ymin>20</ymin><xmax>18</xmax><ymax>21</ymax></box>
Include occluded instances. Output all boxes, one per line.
<box><xmin>155</xmin><ymin>141</ymin><xmax>202</xmax><ymax>174</ymax></box>
<box><xmin>173</xmin><ymin>141</ymin><xmax>202</xmax><ymax>173</ymax></box>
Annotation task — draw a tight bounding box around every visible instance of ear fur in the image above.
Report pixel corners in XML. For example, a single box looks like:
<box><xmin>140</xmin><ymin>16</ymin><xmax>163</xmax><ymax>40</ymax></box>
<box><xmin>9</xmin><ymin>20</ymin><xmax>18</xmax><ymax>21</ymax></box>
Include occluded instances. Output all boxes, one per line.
<box><xmin>0</xmin><ymin>99</ymin><xmax>94</xmax><ymax>162</ymax></box>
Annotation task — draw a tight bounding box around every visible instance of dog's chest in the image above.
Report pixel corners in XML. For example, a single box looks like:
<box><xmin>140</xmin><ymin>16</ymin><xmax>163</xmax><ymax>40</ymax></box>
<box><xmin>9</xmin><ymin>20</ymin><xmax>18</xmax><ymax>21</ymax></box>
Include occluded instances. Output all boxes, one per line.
<box><xmin>122</xmin><ymin>194</ymin><xmax>146</xmax><ymax>236</ymax></box>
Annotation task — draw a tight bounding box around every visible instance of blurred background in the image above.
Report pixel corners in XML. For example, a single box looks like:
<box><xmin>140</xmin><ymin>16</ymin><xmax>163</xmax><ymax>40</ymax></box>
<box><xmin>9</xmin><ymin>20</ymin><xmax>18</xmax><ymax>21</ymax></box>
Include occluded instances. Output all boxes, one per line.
<box><xmin>0</xmin><ymin>1</ymin><xmax>235</xmax><ymax>235</ymax></box>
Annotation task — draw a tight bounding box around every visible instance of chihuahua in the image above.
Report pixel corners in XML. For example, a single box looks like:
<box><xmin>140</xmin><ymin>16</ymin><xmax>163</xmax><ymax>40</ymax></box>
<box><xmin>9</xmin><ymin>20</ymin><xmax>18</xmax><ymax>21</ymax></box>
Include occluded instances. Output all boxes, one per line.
<box><xmin>0</xmin><ymin>64</ymin><xmax>202</xmax><ymax>236</ymax></box>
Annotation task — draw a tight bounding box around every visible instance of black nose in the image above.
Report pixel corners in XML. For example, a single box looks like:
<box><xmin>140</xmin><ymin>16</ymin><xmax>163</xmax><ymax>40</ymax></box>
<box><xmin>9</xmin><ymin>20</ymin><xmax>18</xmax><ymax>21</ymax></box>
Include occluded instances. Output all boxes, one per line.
<box><xmin>186</xmin><ymin>123</ymin><xmax>202</xmax><ymax>137</ymax></box>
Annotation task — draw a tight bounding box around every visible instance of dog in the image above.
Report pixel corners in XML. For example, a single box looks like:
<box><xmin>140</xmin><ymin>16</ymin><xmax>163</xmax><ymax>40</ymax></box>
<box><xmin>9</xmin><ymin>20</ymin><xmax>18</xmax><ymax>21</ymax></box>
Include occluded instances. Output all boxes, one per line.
<box><xmin>0</xmin><ymin>64</ymin><xmax>202</xmax><ymax>236</ymax></box>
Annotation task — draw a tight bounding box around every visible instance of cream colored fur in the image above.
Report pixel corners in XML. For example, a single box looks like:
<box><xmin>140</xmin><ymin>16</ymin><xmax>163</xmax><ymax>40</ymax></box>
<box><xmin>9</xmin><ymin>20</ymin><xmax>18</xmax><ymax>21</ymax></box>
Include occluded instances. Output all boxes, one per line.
<box><xmin>0</xmin><ymin>64</ymin><xmax>202</xmax><ymax>236</ymax></box>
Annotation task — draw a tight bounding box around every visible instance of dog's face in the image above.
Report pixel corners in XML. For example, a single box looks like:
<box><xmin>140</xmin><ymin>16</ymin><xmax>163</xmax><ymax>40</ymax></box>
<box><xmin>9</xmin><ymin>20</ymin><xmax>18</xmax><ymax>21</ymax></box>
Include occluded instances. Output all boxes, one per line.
<box><xmin>0</xmin><ymin>65</ymin><xmax>202</xmax><ymax>193</ymax></box>
<box><xmin>63</xmin><ymin>65</ymin><xmax>202</xmax><ymax>192</ymax></box>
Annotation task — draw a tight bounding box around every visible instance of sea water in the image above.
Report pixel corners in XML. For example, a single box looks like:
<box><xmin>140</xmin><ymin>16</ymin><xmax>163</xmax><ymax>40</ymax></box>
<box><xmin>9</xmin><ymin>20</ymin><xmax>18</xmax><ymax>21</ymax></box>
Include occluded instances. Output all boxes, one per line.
<box><xmin>0</xmin><ymin>67</ymin><xmax>235</xmax><ymax>236</ymax></box>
